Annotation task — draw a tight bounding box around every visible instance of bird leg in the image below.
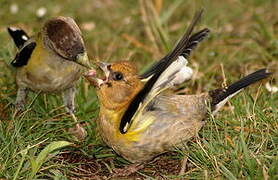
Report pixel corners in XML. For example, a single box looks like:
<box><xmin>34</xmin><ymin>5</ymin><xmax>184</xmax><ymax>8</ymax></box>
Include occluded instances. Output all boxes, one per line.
<box><xmin>68</xmin><ymin>111</ymin><xmax>87</xmax><ymax>141</ymax></box>
<box><xmin>14</xmin><ymin>87</ymin><xmax>28</xmax><ymax>112</ymax></box>
<box><xmin>63</xmin><ymin>87</ymin><xmax>76</xmax><ymax>114</ymax></box>
<box><xmin>179</xmin><ymin>154</ymin><xmax>189</xmax><ymax>176</ymax></box>
<box><xmin>63</xmin><ymin>87</ymin><xmax>87</xmax><ymax>140</ymax></box>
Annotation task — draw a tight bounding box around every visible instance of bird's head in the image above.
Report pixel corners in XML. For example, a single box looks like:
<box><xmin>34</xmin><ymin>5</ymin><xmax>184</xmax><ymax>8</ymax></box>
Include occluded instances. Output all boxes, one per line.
<box><xmin>85</xmin><ymin>61</ymin><xmax>143</xmax><ymax>110</ymax></box>
<box><xmin>42</xmin><ymin>16</ymin><xmax>90</xmax><ymax>68</ymax></box>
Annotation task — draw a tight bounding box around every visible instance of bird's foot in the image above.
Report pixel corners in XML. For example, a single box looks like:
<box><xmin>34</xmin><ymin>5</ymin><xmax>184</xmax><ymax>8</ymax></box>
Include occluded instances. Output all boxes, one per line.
<box><xmin>12</xmin><ymin>102</ymin><xmax>25</xmax><ymax>118</ymax></box>
<box><xmin>65</xmin><ymin>105</ymin><xmax>76</xmax><ymax>114</ymax></box>
<box><xmin>68</xmin><ymin>111</ymin><xmax>87</xmax><ymax>141</ymax></box>
<box><xmin>14</xmin><ymin>87</ymin><xmax>28</xmax><ymax>114</ymax></box>
<box><xmin>14</xmin><ymin>101</ymin><xmax>25</xmax><ymax>112</ymax></box>
<box><xmin>68</xmin><ymin>123</ymin><xmax>87</xmax><ymax>141</ymax></box>
<box><xmin>110</xmin><ymin>163</ymin><xmax>144</xmax><ymax>178</ymax></box>
<box><xmin>179</xmin><ymin>154</ymin><xmax>189</xmax><ymax>176</ymax></box>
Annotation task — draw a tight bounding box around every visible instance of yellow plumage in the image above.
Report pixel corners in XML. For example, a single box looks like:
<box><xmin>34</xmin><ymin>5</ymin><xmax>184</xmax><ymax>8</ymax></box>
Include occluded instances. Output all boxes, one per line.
<box><xmin>85</xmin><ymin>61</ymin><xmax>270</xmax><ymax>163</ymax></box>
<box><xmin>84</xmin><ymin>12</ymin><xmax>271</xmax><ymax>162</ymax></box>
<box><xmin>8</xmin><ymin>16</ymin><xmax>92</xmax><ymax>140</ymax></box>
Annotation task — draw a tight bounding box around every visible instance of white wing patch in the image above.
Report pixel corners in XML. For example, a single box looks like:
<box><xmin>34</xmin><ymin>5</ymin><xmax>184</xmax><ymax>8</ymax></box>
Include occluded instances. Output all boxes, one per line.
<box><xmin>148</xmin><ymin>56</ymin><xmax>192</xmax><ymax>98</ymax></box>
<box><xmin>8</xmin><ymin>26</ymin><xmax>20</xmax><ymax>31</ymax></box>
<box><xmin>130</xmin><ymin>56</ymin><xmax>193</xmax><ymax>130</ymax></box>
<box><xmin>22</xmin><ymin>35</ymin><xmax>28</xmax><ymax>40</ymax></box>
<box><xmin>172</xmin><ymin>65</ymin><xmax>193</xmax><ymax>86</ymax></box>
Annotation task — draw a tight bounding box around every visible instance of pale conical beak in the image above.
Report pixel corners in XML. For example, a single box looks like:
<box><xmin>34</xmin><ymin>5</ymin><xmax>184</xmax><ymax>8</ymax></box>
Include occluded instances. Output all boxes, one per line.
<box><xmin>84</xmin><ymin>69</ymin><xmax>102</xmax><ymax>87</ymax></box>
<box><xmin>76</xmin><ymin>52</ymin><xmax>91</xmax><ymax>69</ymax></box>
<box><xmin>96</xmin><ymin>61</ymin><xmax>110</xmax><ymax>79</ymax></box>
<box><xmin>84</xmin><ymin>61</ymin><xmax>111</xmax><ymax>87</ymax></box>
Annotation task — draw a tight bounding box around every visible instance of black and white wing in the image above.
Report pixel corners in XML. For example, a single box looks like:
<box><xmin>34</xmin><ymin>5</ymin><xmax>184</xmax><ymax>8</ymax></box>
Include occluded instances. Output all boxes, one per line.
<box><xmin>7</xmin><ymin>27</ymin><xmax>30</xmax><ymax>49</ymax></box>
<box><xmin>119</xmin><ymin>10</ymin><xmax>210</xmax><ymax>134</ymax></box>
<box><xmin>7</xmin><ymin>27</ymin><xmax>36</xmax><ymax>67</ymax></box>
<box><xmin>11</xmin><ymin>41</ymin><xmax>36</xmax><ymax>67</ymax></box>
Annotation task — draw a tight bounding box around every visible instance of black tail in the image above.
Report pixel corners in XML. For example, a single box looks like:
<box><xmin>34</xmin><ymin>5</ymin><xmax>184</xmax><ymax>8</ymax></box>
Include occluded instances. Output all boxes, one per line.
<box><xmin>7</xmin><ymin>27</ymin><xmax>29</xmax><ymax>49</ymax></box>
<box><xmin>209</xmin><ymin>69</ymin><xmax>272</xmax><ymax>110</ymax></box>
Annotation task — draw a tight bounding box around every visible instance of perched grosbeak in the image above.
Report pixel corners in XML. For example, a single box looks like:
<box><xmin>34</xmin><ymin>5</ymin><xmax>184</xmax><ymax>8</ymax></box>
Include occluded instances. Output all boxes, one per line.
<box><xmin>85</xmin><ymin>11</ymin><xmax>271</xmax><ymax>163</ymax></box>
<box><xmin>8</xmin><ymin>16</ymin><xmax>90</xmax><ymax>113</ymax></box>
<box><xmin>8</xmin><ymin>16</ymin><xmax>91</xmax><ymax>139</ymax></box>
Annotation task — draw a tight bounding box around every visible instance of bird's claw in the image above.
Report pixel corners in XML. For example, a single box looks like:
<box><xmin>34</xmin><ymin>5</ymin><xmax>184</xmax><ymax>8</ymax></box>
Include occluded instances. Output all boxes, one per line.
<box><xmin>68</xmin><ymin>124</ymin><xmax>87</xmax><ymax>141</ymax></box>
<box><xmin>14</xmin><ymin>102</ymin><xmax>25</xmax><ymax>112</ymax></box>
<box><xmin>65</xmin><ymin>105</ymin><xmax>76</xmax><ymax>114</ymax></box>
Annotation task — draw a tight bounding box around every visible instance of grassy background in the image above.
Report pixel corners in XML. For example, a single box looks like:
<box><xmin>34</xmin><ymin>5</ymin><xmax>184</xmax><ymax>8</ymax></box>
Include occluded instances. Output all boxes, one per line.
<box><xmin>0</xmin><ymin>0</ymin><xmax>277</xmax><ymax>179</ymax></box>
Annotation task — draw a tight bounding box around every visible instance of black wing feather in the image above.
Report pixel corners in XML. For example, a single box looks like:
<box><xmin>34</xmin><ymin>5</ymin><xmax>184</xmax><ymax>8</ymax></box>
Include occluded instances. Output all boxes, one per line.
<box><xmin>120</xmin><ymin>10</ymin><xmax>208</xmax><ymax>134</ymax></box>
<box><xmin>140</xmin><ymin>28</ymin><xmax>209</xmax><ymax>79</ymax></box>
<box><xmin>11</xmin><ymin>42</ymin><xmax>36</xmax><ymax>67</ymax></box>
<box><xmin>7</xmin><ymin>27</ymin><xmax>30</xmax><ymax>49</ymax></box>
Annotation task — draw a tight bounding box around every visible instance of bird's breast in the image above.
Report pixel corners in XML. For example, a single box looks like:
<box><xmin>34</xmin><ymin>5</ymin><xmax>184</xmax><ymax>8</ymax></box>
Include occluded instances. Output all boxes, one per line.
<box><xmin>16</xmin><ymin>45</ymin><xmax>82</xmax><ymax>92</ymax></box>
<box><xmin>98</xmin><ymin>108</ymin><xmax>165</xmax><ymax>162</ymax></box>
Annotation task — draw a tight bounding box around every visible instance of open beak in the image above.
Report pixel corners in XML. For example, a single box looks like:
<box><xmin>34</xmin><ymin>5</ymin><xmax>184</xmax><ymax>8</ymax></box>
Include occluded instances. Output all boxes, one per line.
<box><xmin>76</xmin><ymin>52</ymin><xmax>91</xmax><ymax>69</ymax></box>
<box><xmin>84</xmin><ymin>61</ymin><xmax>111</xmax><ymax>87</ymax></box>
<box><xmin>96</xmin><ymin>61</ymin><xmax>110</xmax><ymax>79</ymax></box>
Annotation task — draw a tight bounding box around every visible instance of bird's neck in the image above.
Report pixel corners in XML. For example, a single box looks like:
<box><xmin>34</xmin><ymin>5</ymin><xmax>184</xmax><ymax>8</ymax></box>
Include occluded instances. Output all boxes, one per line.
<box><xmin>99</xmin><ymin>103</ymin><xmax>128</xmax><ymax>129</ymax></box>
<box><xmin>98</xmin><ymin>104</ymin><xmax>142</xmax><ymax>145</ymax></box>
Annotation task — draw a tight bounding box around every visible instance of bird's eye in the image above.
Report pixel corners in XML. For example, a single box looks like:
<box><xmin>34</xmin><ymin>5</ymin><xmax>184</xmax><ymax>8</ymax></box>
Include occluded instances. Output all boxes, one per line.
<box><xmin>113</xmin><ymin>72</ymin><xmax>123</xmax><ymax>81</ymax></box>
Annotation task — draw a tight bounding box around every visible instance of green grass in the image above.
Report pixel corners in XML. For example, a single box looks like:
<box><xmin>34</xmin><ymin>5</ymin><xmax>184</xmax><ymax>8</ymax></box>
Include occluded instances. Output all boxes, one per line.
<box><xmin>0</xmin><ymin>0</ymin><xmax>277</xmax><ymax>179</ymax></box>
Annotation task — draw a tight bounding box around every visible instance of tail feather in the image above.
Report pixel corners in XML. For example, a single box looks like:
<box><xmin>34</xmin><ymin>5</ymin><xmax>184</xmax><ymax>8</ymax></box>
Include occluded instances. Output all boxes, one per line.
<box><xmin>7</xmin><ymin>27</ymin><xmax>30</xmax><ymax>49</ymax></box>
<box><xmin>209</xmin><ymin>69</ymin><xmax>272</xmax><ymax>112</ymax></box>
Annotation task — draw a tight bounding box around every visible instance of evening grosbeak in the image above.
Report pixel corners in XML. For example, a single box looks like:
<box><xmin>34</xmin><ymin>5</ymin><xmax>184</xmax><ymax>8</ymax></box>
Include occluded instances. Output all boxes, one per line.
<box><xmin>8</xmin><ymin>16</ymin><xmax>91</xmax><ymax>139</ymax></box>
<box><xmin>7</xmin><ymin>16</ymin><xmax>90</xmax><ymax>114</ymax></box>
<box><xmin>85</xmin><ymin>11</ymin><xmax>272</xmax><ymax>163</ymax></box>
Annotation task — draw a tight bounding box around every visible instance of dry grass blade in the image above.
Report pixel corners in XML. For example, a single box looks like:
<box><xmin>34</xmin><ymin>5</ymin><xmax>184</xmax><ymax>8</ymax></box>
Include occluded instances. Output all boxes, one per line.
<box><xmin>139</xmin><ymin>0</ymin><xmax>160</xmax><ymax>59</ymax></box>
<box><xmin>147</xmin><ymin>0</ymin><xmax>170</xmax><ymax>51</ymax></box>
<box><xmin>153</xmin><ymin>0</ymin><xmax>163</xmax><ymax>15</ymax></box>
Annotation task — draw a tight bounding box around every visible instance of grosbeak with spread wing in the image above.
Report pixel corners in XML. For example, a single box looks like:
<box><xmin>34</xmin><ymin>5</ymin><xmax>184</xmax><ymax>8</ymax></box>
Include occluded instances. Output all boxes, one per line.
<box><xmin>85</xmin><ymin>11</ymin><xmax>272</xmax><ymax>163</ymax></box>
<box><xmin>8</xmin><ymin>16</ymin><xmax>91</xmax><ymax>139</ymax></box>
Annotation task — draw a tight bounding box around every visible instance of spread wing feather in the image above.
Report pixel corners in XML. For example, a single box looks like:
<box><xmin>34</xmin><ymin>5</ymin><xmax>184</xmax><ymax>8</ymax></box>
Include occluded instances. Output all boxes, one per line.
<box><xmin>120</xmin><ymin>10</ymin><xmax>209</xmax><ymax>134</ymax></box>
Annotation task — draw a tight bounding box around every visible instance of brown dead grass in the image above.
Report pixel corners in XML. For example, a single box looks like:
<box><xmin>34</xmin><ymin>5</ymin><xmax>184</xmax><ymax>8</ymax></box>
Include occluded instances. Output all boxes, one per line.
<box><xmin>56</xmin><ymin>151</ymin><xmax>183</xmax><ymax>179</ymax></box>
